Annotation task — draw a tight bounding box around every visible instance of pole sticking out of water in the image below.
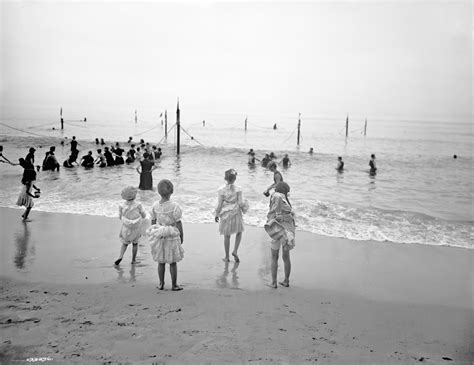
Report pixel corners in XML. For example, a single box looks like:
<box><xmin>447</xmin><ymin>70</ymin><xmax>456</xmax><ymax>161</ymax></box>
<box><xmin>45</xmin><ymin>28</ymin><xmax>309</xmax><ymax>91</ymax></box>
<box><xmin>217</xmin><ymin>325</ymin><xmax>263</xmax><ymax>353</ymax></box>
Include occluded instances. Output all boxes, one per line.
<box><xmin>60</xmin><ymin>107</ymin><xmax>64</xmax><ymax>130</ymax></box>
<box><xmin>176</xmin><ymin>100</ymin><xmax>181</xmax><ymax>155</ymax></box>
<box><xmin>165</xmin><ymin>110</ymin><xmax>168</xmax><ymax>138</ymax></box>
<box><xmin>245</xmin><ymin>116</ymin><xmax>247</xmax><ymax>131</ymax></box>
<box><xmin>345</xmin><ymin>115</ymin><xmax>349</xmax><ymax>137</ymax></box>
<box><xmin>297</xmin><ymin>113</ymin><xmax>301</xmax><ymax>145</ymax></box>
<box><xmin>135</xmin><ymin>110</ymin><xmax>138</xmax><ymax>124</ymax></box>
<box><xmin>364</xmin><ymin>118</ymin><xmax>367</xmax><ymax>136</ymax></box>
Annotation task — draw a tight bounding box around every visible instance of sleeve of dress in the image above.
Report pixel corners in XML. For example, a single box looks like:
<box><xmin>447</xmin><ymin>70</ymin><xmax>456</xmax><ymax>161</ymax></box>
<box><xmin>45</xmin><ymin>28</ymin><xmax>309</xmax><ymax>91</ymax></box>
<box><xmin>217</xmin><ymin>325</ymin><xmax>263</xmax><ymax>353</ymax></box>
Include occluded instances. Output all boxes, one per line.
<box><xmin>173</xmin><ymin>204</ymin><xmax>183</xmax><ymax>222</ymax></box>
<box><xmin>149</xmin><ymin>205</ymin><xmax>156</xmax><ymax>222</ymax></box>
<box><xmin>138</xmin><ymin>204</ymin><xmax>147</xmax><ymax>218</ymax></box>
<box><xmin>237</xmin><ymin>190</ymin><xmax>249</xmax><ymax>214</ymax></box>
<box><xmin>118</xmin><ymin>204</ymin><xmax>123</xmax><ymax>219</ymax></box>
<box><xmin>215</xmin><ymin>193</ymin><xmax>224</xmax><ymax>217</ymax></box>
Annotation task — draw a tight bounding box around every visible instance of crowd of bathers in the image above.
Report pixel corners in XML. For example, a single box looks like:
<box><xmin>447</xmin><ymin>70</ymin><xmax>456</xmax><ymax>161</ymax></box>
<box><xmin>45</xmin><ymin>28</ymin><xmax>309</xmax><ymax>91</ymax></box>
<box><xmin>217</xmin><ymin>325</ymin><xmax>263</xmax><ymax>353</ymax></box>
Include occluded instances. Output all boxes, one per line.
<box><xmin>8</xmin><ymin>136</ymin><xmax>163</xmax><ymax>171</ymax></box>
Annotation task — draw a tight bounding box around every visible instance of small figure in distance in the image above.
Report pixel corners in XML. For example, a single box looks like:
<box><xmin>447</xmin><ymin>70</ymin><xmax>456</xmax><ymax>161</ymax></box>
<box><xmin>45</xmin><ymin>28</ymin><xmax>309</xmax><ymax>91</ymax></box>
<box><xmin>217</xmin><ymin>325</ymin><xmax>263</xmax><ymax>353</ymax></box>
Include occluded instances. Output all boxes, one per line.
<box><xmin>281</xmin><ymin>154</ymin><xmax>291</xmax><ymax>169</ymax></box>
<box><xmin>203</xmin><ymin>120</ymin><xmax>206</xmax><ymax>127</ymax></box>
<box><xmin>261</xmin><ymin>153</ymin><xmax>271</xmax><ymax>168</ymax></box>
<box><xmin>63</xmin><ymin>150</ymin><xmax>79</xmax><ymax>168</ymax></box>
<box><xmin>95</xmin><ymin>149</ymin><xmax>107</xmax><ymax>167</ymax></box>
<box><xmin>100</xmin><ymin>138</ymin><xmax>105</xmax><ymax>145</ymax></box>
<box><xmin>453</xmin><ymin>154</ymin><xmax>457</xmax><ymax>159</ymax></box>
<box><xmin>309</xmin><ymin>147</ymin><xmax>314</xmax><ymax>155</ymax></box>
<box><xmin>369</xmin><ymin>154</ymin><xmax>377</xmax><ymax>176</ymax></box>
<box><xmin>247</xmin><ymin>149</ymin><xmax>256</xmax><ymax>164</ymax></box>
<box><xmin>128</xmin><ymin>136</ymin><xmax>133</xmax><ymax>144</ymax></box>
<box><xmin>336</xmin><ymin>156</ymin><xmax>344</xmax><ymax>172</ymax></box>
<box><xmin>273</xmin><ymin>123</ymin><xmax>277</xmax><ymax>130</ymax></box>
<box><xmin>95</xmin><ymin>138</ymin><xmax>100</xmax><ymax>145</ymax></box>
<box><xmin>80</xmin><ymin>151</ymin><xmax>95</xmax><ymax>168</ymax></box>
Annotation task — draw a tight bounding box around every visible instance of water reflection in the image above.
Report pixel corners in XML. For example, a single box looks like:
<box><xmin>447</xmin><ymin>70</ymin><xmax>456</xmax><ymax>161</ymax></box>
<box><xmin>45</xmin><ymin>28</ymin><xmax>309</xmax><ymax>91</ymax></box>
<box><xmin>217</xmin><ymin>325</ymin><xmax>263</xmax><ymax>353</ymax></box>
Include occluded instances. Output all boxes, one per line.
<box><xmin>216</xmin><ymin>261</ymin><xmax>240</xmax><ymax>289</ymax></box>
<box><xmin>174</xmin><ymin>156</ymin><xmax>181</xmax><ymax>176</ymax></box>
<box><xmin>115</xmin><ymin>264</ymin><xmax>137</xmax><ymax>283</ymax></box>
<box><xmin>14</xmin><ymin>222</ymin><xmax>34</xmax><ymax>269</ymax></box>
<box><xmin>368</xmin><ymin>173</ymin><xmax>376</xmax><ymax>191</ymax></box>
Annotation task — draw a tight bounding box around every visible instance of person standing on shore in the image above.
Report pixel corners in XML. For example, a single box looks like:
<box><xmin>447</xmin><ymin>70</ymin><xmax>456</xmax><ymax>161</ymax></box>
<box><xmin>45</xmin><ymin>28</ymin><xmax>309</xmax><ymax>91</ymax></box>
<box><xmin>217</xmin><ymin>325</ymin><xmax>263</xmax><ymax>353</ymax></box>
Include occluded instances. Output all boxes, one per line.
<box><xmin>264</xmin><ymin>181</ymin><xmax>295</xmax><ymax>288</ymax></box>
<box><xmin>137</xmin><ymin>152</ymin><xmax>156</xmax><ymax>190</ymax></box>
<box><xmin>148</xmin><ymin>179</ymin><xmax>184</xmax><ymax>291</ymax></box>
<box><xmin>16</xmin><ymin>169</ymin><xmax>40</xmax><ymax>222</ymax></box>
<box><xmin>263</xmin><ymin>161</ymin><xmax>283</xmax><ymax>197</ymax></box>
<box><xmin>114</xmin><ymin>186</ymin><xmax>147</xmax><ymax>266</ymax></box>
<box><xmin>214</xmin><ymin>169</ymin><xmax>248</xmax><ymax>263</ymax></box>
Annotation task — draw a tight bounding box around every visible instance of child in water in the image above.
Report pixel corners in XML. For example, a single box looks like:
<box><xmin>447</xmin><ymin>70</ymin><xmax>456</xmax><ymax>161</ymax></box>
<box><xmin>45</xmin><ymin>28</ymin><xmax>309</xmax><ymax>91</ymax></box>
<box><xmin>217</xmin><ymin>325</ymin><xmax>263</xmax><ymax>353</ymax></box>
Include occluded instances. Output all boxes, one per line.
<box><xmin>148</xmin><ymin>179</ymin><xmax>184</xmax><ymax>291</ymax></box>
<box><xmin>114</xmin><ymin>186</ymin><xmax>147</xmax><ymax>265</ymax></box>
<box><xmin>214</xmin><ymin>169</ymin><xmax>248</xmax><ymax>262</ymax></box>
<box><xmin>16</xmin><ymin>169</ymin><xmax>41</xmax><ymax>222</ymax></box>
<box><xmin>264</xmin><ymin>181</ymin><xmax>295</xmax><ymax>288</ymax></box>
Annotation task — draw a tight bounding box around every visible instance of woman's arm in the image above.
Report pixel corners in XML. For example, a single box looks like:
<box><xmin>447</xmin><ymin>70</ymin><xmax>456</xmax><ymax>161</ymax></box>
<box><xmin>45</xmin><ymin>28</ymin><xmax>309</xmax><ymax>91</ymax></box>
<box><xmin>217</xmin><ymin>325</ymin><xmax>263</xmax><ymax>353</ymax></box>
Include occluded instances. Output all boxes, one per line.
<box><xmin>175</xmin><ymin>221</ymin><xmax>184</xmax><ymax>243</ymax></box>
<box><xmin>214</xmin><ymin>193</ymin><xmax>224</xmax><ymax>222</ymax></box>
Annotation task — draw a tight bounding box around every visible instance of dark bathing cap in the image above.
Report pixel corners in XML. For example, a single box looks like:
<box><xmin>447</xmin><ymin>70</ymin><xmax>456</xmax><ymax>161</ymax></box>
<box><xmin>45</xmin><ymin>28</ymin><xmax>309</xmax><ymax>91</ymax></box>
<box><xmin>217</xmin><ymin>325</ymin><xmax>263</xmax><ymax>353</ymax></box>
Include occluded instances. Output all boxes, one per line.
<box><xmin>158</xmin><ymin>179</ymin><xmax>174</xmax><ymax>196</ymax></box>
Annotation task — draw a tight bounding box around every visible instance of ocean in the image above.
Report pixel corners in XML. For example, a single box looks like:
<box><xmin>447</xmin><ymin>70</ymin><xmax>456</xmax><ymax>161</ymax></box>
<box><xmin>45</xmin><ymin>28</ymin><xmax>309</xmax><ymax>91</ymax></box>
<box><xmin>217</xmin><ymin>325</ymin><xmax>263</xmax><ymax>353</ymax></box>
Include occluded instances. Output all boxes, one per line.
<box><xmin>0</xmin><ymin>105</ymin><xmax>472</xmax><ymax>250</ymax></box>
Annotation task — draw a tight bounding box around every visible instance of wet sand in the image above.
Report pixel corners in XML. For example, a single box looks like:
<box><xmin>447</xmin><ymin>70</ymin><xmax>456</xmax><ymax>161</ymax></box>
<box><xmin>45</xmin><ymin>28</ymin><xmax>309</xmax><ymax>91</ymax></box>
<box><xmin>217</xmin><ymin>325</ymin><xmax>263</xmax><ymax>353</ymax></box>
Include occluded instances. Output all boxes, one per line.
<box><xmin>0</xmin><ymin>207</ymin><xmax>472</xmax><ymax>363</ymax></box>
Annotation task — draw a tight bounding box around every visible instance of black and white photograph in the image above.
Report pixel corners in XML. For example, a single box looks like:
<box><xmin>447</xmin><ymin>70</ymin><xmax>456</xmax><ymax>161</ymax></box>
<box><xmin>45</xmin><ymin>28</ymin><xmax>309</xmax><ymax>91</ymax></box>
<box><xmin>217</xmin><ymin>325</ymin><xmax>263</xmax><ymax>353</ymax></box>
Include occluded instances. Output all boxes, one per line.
<box><xmin>1</xmin><ymin>1</ymin><xmax>472</xmax><ymax>363</ymax></box>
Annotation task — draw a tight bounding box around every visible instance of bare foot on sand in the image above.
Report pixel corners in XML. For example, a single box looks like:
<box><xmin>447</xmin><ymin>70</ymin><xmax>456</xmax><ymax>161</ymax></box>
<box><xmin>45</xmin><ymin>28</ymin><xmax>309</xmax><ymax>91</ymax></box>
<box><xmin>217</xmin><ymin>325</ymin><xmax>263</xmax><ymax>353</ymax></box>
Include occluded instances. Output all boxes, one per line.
<box><xmin>279</xmin><ymin>281</ymin><xmax>290</xmax><ymax>287</ymax></box>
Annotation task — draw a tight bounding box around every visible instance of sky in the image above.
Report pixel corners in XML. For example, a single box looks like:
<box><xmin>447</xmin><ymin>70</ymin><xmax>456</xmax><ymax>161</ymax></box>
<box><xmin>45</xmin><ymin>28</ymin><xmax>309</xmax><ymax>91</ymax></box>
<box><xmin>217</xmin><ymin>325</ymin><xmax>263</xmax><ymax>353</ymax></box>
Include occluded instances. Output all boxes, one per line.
<box><xmin>1</xmin><ymin>1</ymin><xmax>472</xmax><ymax>121</ymax></box>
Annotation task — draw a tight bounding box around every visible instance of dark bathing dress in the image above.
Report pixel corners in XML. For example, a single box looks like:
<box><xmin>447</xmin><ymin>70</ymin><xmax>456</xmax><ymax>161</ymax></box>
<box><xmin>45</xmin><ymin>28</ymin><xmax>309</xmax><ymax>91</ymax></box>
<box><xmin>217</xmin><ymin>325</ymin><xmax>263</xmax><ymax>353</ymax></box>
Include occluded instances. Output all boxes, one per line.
<box><xmin>139</xmin><ymin>159</ymin><xmax>155</xmax><ymax>190</ymax></box>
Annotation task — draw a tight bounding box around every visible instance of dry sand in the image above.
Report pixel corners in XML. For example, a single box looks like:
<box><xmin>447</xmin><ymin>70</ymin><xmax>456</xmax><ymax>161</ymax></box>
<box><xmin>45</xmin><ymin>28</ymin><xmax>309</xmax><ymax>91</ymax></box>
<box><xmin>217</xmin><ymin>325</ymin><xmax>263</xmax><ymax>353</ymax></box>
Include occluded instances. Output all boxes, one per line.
<box><xmin>0</xmin><ymin>207</ymin><xmax>472</xmax><ymax>364</ymax></box>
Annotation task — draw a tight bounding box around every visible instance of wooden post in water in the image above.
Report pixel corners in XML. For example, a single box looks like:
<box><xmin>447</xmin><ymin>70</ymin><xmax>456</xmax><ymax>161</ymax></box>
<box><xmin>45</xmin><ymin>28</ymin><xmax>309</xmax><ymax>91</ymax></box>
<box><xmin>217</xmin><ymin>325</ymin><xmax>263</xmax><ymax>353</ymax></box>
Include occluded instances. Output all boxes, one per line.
<box><xmin>345</xmin><ymin>115</ymin><xmax>349</xmax><ymax>137</ymax></box>
<box><xmin>364</xmin><ymin>118</ymin><xmax>367</xmax><ymax>136</ymax></box>
<box><xmin>176</xmin><ymin>100</ymin><xmax>181</xmax><ymax>155</ymax></box>
<box><xmin>60</xmin><ymin>107</ymin><xmax>64</xmax><ymax>130</ymax></box>
<box><xmin>297</xmin><ymin>113</ymin><xmax>301</xmax><ymax>145</ymax></box>
<box><xmin>165</xmin><ymin>110</ymin><xmax>168</xmax><ymax>138</ymax></box>
<box><xmin>135</xmin><ymin>110</ymin><xmax>138</xmax><ymax>124</ymax></box>
<box><xmin>245</xmin><ymin>116</ymin><xmax>247</xmax><ymax>131</ymax></box>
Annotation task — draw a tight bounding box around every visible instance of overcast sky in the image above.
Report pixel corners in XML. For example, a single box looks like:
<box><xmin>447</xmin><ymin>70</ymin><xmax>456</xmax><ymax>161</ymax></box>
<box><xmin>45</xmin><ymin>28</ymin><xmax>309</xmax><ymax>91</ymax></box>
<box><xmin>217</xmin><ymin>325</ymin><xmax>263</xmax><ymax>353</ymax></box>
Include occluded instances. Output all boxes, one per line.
<box><xmin>1</xmin><ymin>1</ymin><xmax>472</xmax><ymax>120</ymax></box>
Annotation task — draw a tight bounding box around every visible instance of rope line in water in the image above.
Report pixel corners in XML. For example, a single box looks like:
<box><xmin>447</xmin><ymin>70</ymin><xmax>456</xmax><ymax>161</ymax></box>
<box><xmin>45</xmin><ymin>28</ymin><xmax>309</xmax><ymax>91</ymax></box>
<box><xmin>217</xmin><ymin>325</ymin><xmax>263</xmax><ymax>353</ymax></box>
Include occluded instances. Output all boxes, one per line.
<box><xmin>64</xmin><ymin>121</ymin><xmax>88</xmax><ymax>129</ymax></box>
<box><xmin>0</xmin><ymin>122</ymin><xmax>52</xmax><ymax>138</ymax></box>
<box><xmin>180</xmin><ymin>126</ymin><xmax>205</xmax><ymax>147</ymax></box>
<box><xmin>155</xmin><ymin>123</ymin><xmax>176</xmax><ymax>144</ymax></box>
<box><xmin>133</xmin><ymin>123</ymin><xmax>161</xmax><ymax>137</ymax></box>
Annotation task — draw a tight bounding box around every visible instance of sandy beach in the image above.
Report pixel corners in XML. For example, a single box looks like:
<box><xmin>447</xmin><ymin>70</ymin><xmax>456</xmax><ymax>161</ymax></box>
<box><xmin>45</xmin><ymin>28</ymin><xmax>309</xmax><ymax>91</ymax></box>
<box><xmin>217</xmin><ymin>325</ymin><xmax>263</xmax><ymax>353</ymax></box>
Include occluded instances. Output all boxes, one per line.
<box><xmin>0</xmin><ymin>207</ymin><xmax>472</xmax><ymax>364</ymax></box>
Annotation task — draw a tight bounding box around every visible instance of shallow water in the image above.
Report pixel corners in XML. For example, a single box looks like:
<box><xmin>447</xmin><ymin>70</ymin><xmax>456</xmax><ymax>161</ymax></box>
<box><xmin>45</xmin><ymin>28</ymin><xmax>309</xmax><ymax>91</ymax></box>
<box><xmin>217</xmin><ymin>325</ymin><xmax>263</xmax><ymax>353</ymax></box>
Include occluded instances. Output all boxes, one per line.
<box><xmin>0</xmin><ymin>107</ymin><xmax>472</xmax><ymax>249</ymax></box>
